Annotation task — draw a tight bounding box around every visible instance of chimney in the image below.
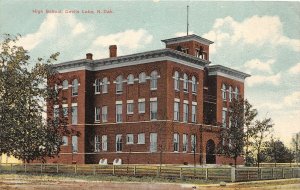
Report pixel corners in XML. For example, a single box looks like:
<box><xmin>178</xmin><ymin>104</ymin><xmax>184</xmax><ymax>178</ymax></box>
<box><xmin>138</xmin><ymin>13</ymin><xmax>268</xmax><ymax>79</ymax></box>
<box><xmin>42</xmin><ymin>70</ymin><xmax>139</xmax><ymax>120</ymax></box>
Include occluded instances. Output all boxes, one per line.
<box><xmin>86</xmin><ymin>53</ymin><xmax>93</xmax><ymax>60</ymax></box>
<box><xmin>109</xmin><ymin>45</ymin><xmax>117</xmax><ymax>58</ymax></box>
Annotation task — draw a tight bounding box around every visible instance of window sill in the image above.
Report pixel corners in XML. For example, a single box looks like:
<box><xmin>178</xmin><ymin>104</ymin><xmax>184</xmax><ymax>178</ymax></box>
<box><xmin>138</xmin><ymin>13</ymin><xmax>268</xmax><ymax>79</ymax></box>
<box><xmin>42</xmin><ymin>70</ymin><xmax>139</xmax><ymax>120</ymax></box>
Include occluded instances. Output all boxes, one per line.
<box><xmin>150</xmin><ymin>88</ymin><xmax>157</xmax><ymax>91</ymax></box>
<box><xmin>137</xmin><ymin>143</ymin><xmax>145</xmax><ymax>145</ymax></box>
<box><xmin>127</xmin><ymin>113</ymin><xmax>134</xmax><ymax>115</ymax></box>
<box><xmin>139</xmin><ymin>112</ymin><xmax>145</xmax><ymax>114</ymax></box>
<box><xmin>95</xmin><ymin>121</ymin><xmax>100</xmax><ymax>123</ymax></box>
<box><xmin>95</xmin><ymin>92</ymin><xmax>100</xmax><ymax>95</ymax></box>
<box><xmin>116</xmin><ymin>92</ymin><xmax>123</xmax><ymax>95</ymax></box>
<box><xmin>102</xmin><ymin>92</ymin><xmax>108</xmax><ymax>94</ymax></box>
<box><xmin>150</xmin><ymin>119</ymin><xmax>158</xmax><ymax>121</ymax></box>
<box><xmin>126</xmin><ymin>143</ymin><xmax>134</xmax><ymax>145</ymax></box>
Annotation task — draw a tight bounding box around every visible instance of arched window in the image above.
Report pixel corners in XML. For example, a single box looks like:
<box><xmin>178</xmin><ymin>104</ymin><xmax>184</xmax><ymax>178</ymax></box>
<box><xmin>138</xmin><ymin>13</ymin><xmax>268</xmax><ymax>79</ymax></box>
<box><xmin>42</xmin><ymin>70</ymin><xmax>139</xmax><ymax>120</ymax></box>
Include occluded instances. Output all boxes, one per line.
<box><xmin>150</xmin><ymin>70</ymin><xmax>158</xmax><ymax>90</ymax></box>
<box><xmin>235</xmin><ymin>87</ymin><xmax>239</xmax><ymax>100</ymax></box>
<box><xmin>72</xmin><ymin>79</ymin><xmax>78</xmax><ymax>96</ymax></box>
<box><xmin>192</xmin><ymin>76</ymin><xmax>197</xmax><ymax>93</ymax></box>
<box><xmin>174</xmin><ymin>71</ymin><xmax>179</xmax><ymax>90</ymax></box>
<box><xmin>221</xmin><ymin>84</ymin><xmax>226</xmax><ymax>101</ymax></box>
<box><xmin>95</xmin><ymin>78</ymin><xmax>101</xmax><ymax>94</ymax></box>
<box><xmin>102</xmin><ymin>77</ymin><xmax>108</xmax><ymax>93</ymax></box>
<box><xmin>139</xmin><ymin>72</ymin><xmax>146</xmax><ymax>83</ymax></box>
<box><xmin>183</xmin><ymin>73</ymin><xmax>188</xmax><ymax>92</ymax></box>
<box><xmin>62</xmin><ymin>80</ymin><xmax>68</xmax><ymax>90</ymax></box>
<box><xmin>228</xmin><ymin>86</ymin><xmax>233</xmax><ymax>102</ymax></box>
<box><xmin>116</xmin><ymin>75</ymin><xmax>123</xmax><ymax>93</ymax></box>
<box><xmin>127</xmin><ymin>74</ymin><xmax>134</xmax><ymax>84</ymax></box>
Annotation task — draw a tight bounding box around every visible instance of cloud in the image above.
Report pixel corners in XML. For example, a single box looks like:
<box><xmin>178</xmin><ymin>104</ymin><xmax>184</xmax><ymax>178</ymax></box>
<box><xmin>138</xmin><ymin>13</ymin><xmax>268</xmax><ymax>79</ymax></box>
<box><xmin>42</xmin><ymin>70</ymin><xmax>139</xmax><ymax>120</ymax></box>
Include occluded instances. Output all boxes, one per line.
<box><xmin>283</xmin><ymin>91</ymin><xmax>300</xmax><ymax>106</ymax></box>
<box><xmin>89</xmin><ymin>29</ymin><xmax>153</xmax><ymax>59</ymax></box>
<box><xmin>17</xmin><ymin>14</ymin><xmax>89</xmax><ymax>50</ymax></box>
<box><xmin>244</xmin><ymin>59</ymin><xmax>275</xmax><ymax>74</ymax></box>
<box><xmin>246</xmin><ymin>72</ymin><xmax>281</xmax><ymax>87</ymax></box>
<box><xmin>203</xmin><ymin>15</ymin><xmax>300</xmax><ymax>54</ymax></box>
<box><xmin>288</xmin><ymin>62</ymin><xmax>300</xmax><ymax>75</ymax></box>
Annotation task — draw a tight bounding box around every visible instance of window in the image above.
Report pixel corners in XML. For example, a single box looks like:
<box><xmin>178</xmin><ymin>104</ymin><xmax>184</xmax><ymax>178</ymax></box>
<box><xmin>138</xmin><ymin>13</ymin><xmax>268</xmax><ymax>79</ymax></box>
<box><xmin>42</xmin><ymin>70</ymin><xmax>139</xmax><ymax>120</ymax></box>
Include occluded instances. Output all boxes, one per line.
<box><xmin>182</xmin><ymin>48</ymin><xmax>189</xmax><ymax>54</ymax></box>
<box><xmin>192</xmin><ymin>76</ymin><xmax>197</xmax><ymax>93</ymax></box>
<box><xmin>126</xmin><ymin>134</ymin><xmax>134</xmax><ymax>144</ymax></box>
<box><xmin>72</xmin><ymin>79</ymin><xmax>78</xmax><ymax>96</ymax></box>
<box><xmin>53</xmin><ymin>106</ymin><xmax>59</xmax><ymax>119</ymax></box>
<box><xmin>102</xmin><ymin>135</ymin><xmax>107</xmax><ymax>151</ymax></box>
<box><xmin>222</xmin><ymin>84</ymin><xmax>226</xmax><ymax>101</ymax></box>
<box><xmin>102</xmin><ymin>106</ymin><xmax>108</xmax><ymax>123</ymax></box>
<box><xmin>116</xmin><ymin>134</ymin><xmax>122</xmax><ymax>152</ymax></box>
<box><xmin>183</xmin><ymin>103</ymin><xmax>188</xmax><ymax>123</ymax></box>
<box><xmin>191</xmin><ymin>134</ymin><xmax>196</xmax><ymax>152</ymax></box>
<box><xmin>102</xmin><ymin>77</ymin><xmax>108</xmax><ymax>93</ymax></box>
<box><xmin>62</xmin><ymin>105</ymin><xmax>68</xmax><ymax>117</ymax></box>
<box><xmin>138</xmin><ymin>99</ymin><xmax>145</xmax><ymax>113</ymax></box>
<box><xmin>183</xmin><ymin>134</ymin><xmax>188</xmax><ymax>152</ymax></box>
<box><xmin>127</xmin><ymin>101</ymin><xmax>134</xmax><ymax>114</ymax></box>
<box><xmin>150</xmin><ymin>99</ymin><xmax>157</xmax><ymax>120</ymax></box>
<box><xmin>95</xmin><ymin>79</ymin><xmax>101</xmax><ymax>94</ymax></box>
<box><xmin>71</xmin><ymin>106</ymin><xmax>78</xmax><ymax>125</ymax></box>
<box><xmin>62</xmin><ymin>136</ymin><xmax>68</xmax><ymax>146</ymax></box>
<box><xmin>235</xmin><ymin>87</ymin><xmax>239</xmax><ymax>100</ymax></box>
<box><xmin>229</xmin><ymin>86</ymin><xmax>233</xmax><ymax>102</ymax></box>
<box><xmin>138</xmin><ymin>133</ymin><xmax>145</xmax><ymax>144</ymax></box>
<box><xmin>174</xmin><ymin>102</ymin><xmax>179</xmax><ymax>121</ymax></box>
<box><xmin>72</xmin><ymin>136</ymin><xmax>78</xmax><ymax>153</ymax></box>
<box><xmin>192</xmin><ymin>105</ymin><xmax>197</xmax><ymax>123</ymax></box>
<box><xmin>116</xmin><ymin>75</ymin><xmax>123</xmax><ymax>93</ymax></box>
<box><xmin>139</xmin><ymin>72</ymin><xmax>146</xmax><ymax>83</ymax></box>
<box><xmin>150</xmin><ymin>70</ymin><xmax>158</xmax><ymax>90</ymax></box>
<box><xmin>174</xmin><ymin>71</ymin><xmax>180</xmax><ymax>90</ymax></box>
<box><xmin>173</xmin><ymin>133</ymin><xmax>179</xmax><ymax>152</ymax></box>
<box><xmin>62</xmin><ymin>80</ymin><xmax>68</xmax><ymax>90</ymax></box>
<box><xmin>150</xmin><ymin>133</ymin><xmax>157</xmax><ymax>152</ymax></box>
<box><xmin>116</xmin><ymin>103</ymin><xmax>122</xmax><ymax>123</ymax></box>
<box><xmin>95</xmin><ymin>107</ymin><xmax>101</xmax><ymax>122</ymax></box>
<box><xmin>127</xmin><ymin>74</ymin><xmax>134</xmax><ymax>84</ymax></box>
<box><xmin>222</xmin><ymin>108</ymin><xmax>227</xmax><ymax>128</ymax></box>
<box><xmin>95</xmin><ymin>135</ymin><xmax>100</xmax><ymax>152</ymax></box>
<box><xmin>183</xmin><ymin>73</ymin><xmax>188</xmax><ymax>92</ymax></box>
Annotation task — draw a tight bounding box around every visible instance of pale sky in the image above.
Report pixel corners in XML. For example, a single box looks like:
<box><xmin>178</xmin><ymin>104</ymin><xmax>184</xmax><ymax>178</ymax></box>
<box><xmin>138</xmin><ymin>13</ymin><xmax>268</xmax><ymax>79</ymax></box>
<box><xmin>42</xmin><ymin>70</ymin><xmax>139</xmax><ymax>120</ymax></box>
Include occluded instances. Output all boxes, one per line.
<box><xmin>0</xmin><ymin>0</ymin><xmax>299</xmax><ymax>146</ymax></box>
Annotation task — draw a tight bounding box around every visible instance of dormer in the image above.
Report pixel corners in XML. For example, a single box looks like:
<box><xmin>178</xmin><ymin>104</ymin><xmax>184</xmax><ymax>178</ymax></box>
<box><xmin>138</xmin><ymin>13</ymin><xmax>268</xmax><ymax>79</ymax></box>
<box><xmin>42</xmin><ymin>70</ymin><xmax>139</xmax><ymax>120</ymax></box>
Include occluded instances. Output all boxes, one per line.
<box><xmin>162</xmin><ymin>34</ymin><xmax>213</xmax><ymax>61</ymax></box>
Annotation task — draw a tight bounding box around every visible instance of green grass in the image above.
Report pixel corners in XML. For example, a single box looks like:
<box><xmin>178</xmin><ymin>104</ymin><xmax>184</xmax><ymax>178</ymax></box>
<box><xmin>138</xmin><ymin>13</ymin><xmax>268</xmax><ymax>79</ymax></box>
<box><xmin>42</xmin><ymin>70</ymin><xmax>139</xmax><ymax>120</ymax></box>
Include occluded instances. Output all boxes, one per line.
<box><xmin>0</xmin><ymin>173</ymin><xmax>218</xmax><ymax>184</ymax></box>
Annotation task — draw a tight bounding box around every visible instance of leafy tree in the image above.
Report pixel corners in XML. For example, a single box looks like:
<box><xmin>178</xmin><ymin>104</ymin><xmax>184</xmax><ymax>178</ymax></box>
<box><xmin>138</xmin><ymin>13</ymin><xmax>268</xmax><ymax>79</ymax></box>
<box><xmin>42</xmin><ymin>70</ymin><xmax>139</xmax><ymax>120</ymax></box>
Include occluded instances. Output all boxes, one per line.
<box><xmin>252</xmin><ymin>118</ymin><xmax>274</xmax><ymax>168</ymax></box>
<box><xmin>218</xmin><ymin>99</ymin><xmax>245</xmax><ymax>167</ymax></box>
<box><xmin>244</xmin><ymin>100</ymin><xmax>258</xmax><ymax>166</ymax></box>
<box><xmin>261</xmin><ymin>137</ymin><xmax>294</xmax><ymax>165</ymax></box>
<box><xmin>291</xmin><ymin>132</ymin><xmax>300</xmax><ymax>165</ymax></box>
<box><xmin>0</xmin><ymin>34</ymin><xmax>69</xmax><ymax>163</ymax></box>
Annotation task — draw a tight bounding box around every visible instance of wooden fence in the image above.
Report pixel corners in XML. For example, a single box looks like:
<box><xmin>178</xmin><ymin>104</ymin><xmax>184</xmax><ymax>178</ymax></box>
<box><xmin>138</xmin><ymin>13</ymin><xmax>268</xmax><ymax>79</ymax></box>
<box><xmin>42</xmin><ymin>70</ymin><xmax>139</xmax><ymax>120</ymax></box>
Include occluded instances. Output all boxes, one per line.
<box><xmin>0</xmin><ymin>163</ymin><xmax>299</xmax><ymax>182</ymax></box>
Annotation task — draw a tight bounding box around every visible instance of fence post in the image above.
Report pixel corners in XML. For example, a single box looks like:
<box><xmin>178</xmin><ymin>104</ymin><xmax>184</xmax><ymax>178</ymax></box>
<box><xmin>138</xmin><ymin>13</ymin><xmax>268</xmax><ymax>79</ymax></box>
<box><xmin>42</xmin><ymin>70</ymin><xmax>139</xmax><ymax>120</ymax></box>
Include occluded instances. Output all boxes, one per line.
<box><xmin>75</xmin><ymin>164</ymin><xmax>77</xmax><ymax>174</ymax></box>
<box><xmin>156</xmin><ymin>166</ymin><xmax>160</xmax><ymax>177</ymax></box>
<box><xmin>40</xmin><ymin>164</ymin><xmax>43</xmax><ymax>174</ymax></box>
<box><xmin>10</xmin><ymin>163</ymin><xmax>13</xmax><ymax>173</ymax></box>
<box><xmin>205</xmin><ymin>168</ymin><xmax>208</xmax><ymax>180</ymax></box>
<box><xmin>133</xmin><ymin>165</ymin><xmax>136</xmax><ymax>176</ymax></box>
<box><xmin>282</xmin><ymin>168</ymin><xmax>284</xmax><ymax>179</ymax></box>
<box><xmin>247</xmin><ymin>170</ymin><xmax>250</xmax><ymax>180</ymax></box>
<box><xmin>56</xmin><ymin>164</ymin><xmax>59</xmax><ymax>173</ymax></box>
<box><xmin>180</xmin><ymin>167</ymin><xmax>183</xmax><ymax>179</ymax></box>
<box><xmin>260</xmin><ymin>168</ymin><xmax>263</xmax><ymax>179</ymax></box>
<box><xmin>24</xmin><ymin>164</ymin><xmax>27</xmax><ymax>173</ymax></box>
<box><xmin>93</xmin><ymin>165</ymin><xmax>96</xmax><ymax>175</ymax></box>
<box><xmin>231</xmin><ymin>167</ymin><xmax>236</xmax><ymax>182</ymax></box>
<box><xmin>113</xmin><ymin>165</ymin><xmax>115</xmax><ymax>175</ymax></box>
<box><xmin>292</xmin><ymin>168</ymin><xmax>294</xmax><ymax>178</ymax></box>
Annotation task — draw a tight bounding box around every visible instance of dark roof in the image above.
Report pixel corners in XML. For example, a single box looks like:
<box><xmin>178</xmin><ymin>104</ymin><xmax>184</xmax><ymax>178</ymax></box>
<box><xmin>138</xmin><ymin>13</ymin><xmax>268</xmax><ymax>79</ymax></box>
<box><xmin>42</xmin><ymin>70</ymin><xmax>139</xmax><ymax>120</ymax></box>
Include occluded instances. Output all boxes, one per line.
<box><xmin>161</xmin><ymin>34</ymin><xmax>214</xmax><ymax>45</ymax></box>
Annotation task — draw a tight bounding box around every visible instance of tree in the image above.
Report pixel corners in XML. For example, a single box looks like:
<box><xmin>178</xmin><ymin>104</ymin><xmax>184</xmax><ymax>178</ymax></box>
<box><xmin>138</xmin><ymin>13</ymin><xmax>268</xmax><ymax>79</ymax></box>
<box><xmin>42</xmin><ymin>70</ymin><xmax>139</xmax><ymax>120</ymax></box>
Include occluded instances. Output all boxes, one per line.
<box><xmin>244</xmin><ymin>100</ymin><xmax>258</xmax><ymax>166</ymax></box>
<box><xmin>0</xmin><ymin>34</ymin><xmax>69</xmax><ymax>162</ymax></box>
<box><xmin>291</xmin><ymin>132</ymin><xmax>300</xmax><ymax>166</ymax></box>
<box><xmin>218</xmin><ymin>99</ymin><xmax>245</xmax><ymax>167</ymax></box>
<box><xmin>261</xmin><ymin>137</ymin><xmax>294</xmax><ymax>165</ymax></box>
<box><xmin>252</xmin><ymin>118</ymin><xmax>274</xmax><ymax>168</ymax></box>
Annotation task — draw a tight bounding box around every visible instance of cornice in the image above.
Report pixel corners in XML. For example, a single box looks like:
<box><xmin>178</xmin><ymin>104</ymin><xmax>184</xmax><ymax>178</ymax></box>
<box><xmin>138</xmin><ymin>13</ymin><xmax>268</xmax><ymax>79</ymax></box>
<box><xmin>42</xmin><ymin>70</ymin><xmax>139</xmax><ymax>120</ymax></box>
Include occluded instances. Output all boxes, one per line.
<box><xmin>53</xmin><ymin>48</ymin><xmax>210</xmax><ymax>73</ymax></box>
<box><xmin>161</xmin><ymin>34</ymin><xmax>214</xmax><ymax>45</ymax></box>
<box><xmin>207</xmin><ymin>65</ymin><xmax>250</xmax><ymax>82</ymax></box>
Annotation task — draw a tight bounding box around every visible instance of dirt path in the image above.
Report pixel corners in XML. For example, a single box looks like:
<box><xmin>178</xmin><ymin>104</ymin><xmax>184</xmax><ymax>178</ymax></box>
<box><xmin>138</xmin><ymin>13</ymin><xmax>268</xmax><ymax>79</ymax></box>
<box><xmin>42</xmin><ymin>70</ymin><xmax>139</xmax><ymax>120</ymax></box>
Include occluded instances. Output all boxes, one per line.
<box><xmin>0</xmin><ymin>176</ymin><xmax>299</xmax><ymax>190</ymax></box>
